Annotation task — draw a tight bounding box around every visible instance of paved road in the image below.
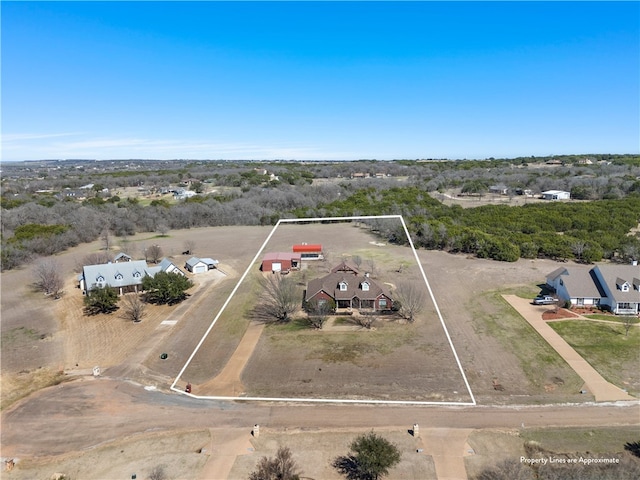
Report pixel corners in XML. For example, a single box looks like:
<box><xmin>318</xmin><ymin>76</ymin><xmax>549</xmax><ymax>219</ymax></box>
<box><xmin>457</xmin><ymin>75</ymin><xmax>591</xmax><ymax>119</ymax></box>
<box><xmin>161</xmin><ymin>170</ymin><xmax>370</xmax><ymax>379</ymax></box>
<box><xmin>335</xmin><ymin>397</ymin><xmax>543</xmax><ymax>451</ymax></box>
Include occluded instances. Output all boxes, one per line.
<box><xmin>503</xmin><ymin>295</ymin><xmax>635</xmax><ymax>402</ymax></box>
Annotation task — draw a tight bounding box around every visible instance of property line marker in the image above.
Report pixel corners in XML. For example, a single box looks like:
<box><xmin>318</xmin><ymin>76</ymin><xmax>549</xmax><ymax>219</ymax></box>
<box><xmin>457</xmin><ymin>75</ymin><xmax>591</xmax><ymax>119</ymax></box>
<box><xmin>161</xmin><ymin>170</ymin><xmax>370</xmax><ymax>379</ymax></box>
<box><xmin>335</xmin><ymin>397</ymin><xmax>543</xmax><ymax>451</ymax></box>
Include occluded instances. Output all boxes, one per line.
<box><xmin>172</xmin><ymin>215</ymin><xmax>476</xmax><ymax>406</ymax></box>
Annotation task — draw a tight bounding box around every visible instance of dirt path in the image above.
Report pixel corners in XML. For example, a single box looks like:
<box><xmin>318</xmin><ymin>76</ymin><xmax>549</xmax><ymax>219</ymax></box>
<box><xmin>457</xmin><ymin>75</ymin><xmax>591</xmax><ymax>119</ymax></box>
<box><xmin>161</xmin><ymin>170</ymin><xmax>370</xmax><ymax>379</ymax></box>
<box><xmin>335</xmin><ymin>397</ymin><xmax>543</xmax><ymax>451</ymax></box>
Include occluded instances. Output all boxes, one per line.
<box><xmin>196</xmin><ymin>322</ymin><xmax>265</xmax><ymax>396</ymax></box>
<box><xmin>503</xmin><ymin>295</ymin><xmax>635</xmax><ymax>402</ymax></box>
<box><xmin>198</xmin><ymin>428</ymin><xmax>254</xmax><ymax>480</ymax></box>
<box><xmin>419</xmin><ymin>428</ymin><xmax>474</xmax><ymax>480</ymax></box>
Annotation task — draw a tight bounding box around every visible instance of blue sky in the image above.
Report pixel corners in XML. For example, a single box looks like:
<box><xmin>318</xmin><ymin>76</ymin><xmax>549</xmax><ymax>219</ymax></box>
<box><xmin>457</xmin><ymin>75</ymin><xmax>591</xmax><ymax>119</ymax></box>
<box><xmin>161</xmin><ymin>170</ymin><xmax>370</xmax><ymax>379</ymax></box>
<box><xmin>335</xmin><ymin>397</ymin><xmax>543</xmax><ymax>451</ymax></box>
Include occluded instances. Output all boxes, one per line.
<box><xmin>2</xmin><ymin>1</ymin><xmax>638</xmax><ymax>161</ymax></box>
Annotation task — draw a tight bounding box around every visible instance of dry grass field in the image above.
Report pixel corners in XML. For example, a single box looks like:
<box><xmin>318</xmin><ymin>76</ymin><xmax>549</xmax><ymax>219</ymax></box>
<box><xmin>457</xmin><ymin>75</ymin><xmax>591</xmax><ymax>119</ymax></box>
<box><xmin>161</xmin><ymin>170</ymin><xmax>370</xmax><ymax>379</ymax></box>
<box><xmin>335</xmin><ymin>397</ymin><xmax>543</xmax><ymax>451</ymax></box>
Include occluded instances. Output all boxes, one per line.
<box><xmin>1</xmin><ymin>223</ymin><xmax>638</xmax><ymax>479</ymax></box>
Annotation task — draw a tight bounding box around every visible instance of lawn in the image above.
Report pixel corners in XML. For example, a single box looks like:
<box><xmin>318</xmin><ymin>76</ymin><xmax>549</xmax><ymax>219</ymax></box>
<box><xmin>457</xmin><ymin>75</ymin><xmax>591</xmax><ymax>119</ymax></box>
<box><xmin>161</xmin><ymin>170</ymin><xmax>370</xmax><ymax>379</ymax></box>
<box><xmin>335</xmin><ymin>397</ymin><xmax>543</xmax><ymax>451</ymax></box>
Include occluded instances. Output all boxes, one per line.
<box><xmin>520</xmin><ymin>426</ymin><xmax>640</xmax><ymax>454</ymax></box>
<box><xmin>548</xmin><ymin>320</ymin><xmax>640</xmax><ymax>396</ymax></box>
<box><xmin>469</xmin><ymin>290</ymin><xmax>583</xmax><ymax>394</ymax></box>
<box><xmin>584</xmin><ymin>313</ymin><xmax>640</xmax><ymax>324</ymax></box>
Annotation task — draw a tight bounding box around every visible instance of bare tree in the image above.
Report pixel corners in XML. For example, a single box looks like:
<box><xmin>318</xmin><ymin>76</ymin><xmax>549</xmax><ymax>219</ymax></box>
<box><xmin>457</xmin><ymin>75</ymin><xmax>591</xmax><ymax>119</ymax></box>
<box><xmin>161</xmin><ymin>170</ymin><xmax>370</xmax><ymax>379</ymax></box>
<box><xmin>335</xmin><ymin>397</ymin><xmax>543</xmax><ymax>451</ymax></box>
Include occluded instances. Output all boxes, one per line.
<box><xmin>34</xmin><ymin>260</ymin><xmax>64</xmax><ymax>299</ymax></box>
<box><xmin>394</xmin><ymin>281</ymin><xmax>426</xmax><ymax>323</ymax></box>
<box><xmin>121</xmin><ymin>294</ymin><xmax>147</xmax><ymax>323</ymax></box>
<box><xmin>183</xmin><ymin>239</ymin><xmax>195</xmax><ymax>255</ymax></box>
<box><xmin>355</xmin><ymin>313</ymin><xmax>376</xmax><ymax>329</ymax></box>
<box><xmin>571</xmin><ymin>240</ymin><xmax>586</xmax><ymax>262</ymax></box>
<box><xmin>307</xmin><ymin>301</ymin><xmax>332</xmax><ymax>329</ymax></box>
<box><xmin>365</xmin><ymin>258</ymin><xmax>377</xmax><ymax>278</ymax></box>
<box><xmin>249</xmin><ymin>446</ymin><xmax>301</xmax><ymax>480</ymax></box>
<box><xmin>157</xmin><ymin>223</ymin><xmax>169</xmax><ymax>236</ymax></box>
<box><xmin>352</xmin><ymin>255</ymin><xmax>362</xmax><ymax>269</ymax></box>
<box><xmin>622</xmin><ymin>316</ymin><xmax>636</xmax><ymax>337</ymax></box>
<box><xmin>260</xmin><ymin>274</ymin><xmax>299</xmax><ymax>322</ymax></box>
<box><xmin>146</xmin><ymin>244</ymin><xmax>163</xmax><ymax>264</ymax></box>
<box><xmin>101</xmin><ymin>228</ymin><xmax>111</xmax><ymax>252</ymax></box>
<box><xmin>81</xmin><ymin>251</ymin><xmax>111</xmax><ymax>267</ymax></box>
<box><xmin>148</xmin><ymin>464</ymin><xmax>167</xmax><ymax>480</ymax></box>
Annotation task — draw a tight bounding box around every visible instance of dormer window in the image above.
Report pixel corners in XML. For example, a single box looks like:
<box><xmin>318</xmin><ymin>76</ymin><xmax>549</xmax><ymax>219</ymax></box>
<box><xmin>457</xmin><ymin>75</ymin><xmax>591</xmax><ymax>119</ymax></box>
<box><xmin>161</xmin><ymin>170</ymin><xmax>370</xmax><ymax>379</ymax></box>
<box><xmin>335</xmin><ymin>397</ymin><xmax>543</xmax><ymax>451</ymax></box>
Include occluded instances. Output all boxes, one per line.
<box><xmin>133</xmin><ymin>271</ymin><xmax>141</xmax><ymax>278</ymax></box>
<box><xmin>361</xmin><ymin>281</ymin><xmax>370</xmax><ymax>291</ymax></box>
<box><xmin>621</xmin><ymin>282</ymin><xmax>629</xmax><ymax>292</ymax></box>
<box><xmin>339</xmin><ymin>281</ymin><xmax>348</xmax><ymax>291</ymax></box>
<box><xmin>115</xmin><ymin>273</ymin><xmax>123</xmax><ymax>280</ymax></box>
<box><xmin>96</xmin><ymin>275</ymin><xmax>105</xmax><ymax>283</ymax></box>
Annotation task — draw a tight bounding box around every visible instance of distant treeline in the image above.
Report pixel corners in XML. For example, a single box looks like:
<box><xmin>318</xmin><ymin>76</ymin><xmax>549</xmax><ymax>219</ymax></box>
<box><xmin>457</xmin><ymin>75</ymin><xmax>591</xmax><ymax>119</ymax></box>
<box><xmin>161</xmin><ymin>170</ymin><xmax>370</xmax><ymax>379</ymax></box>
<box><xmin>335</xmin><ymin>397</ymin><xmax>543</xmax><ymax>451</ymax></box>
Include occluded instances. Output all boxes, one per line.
<box><xmin>294</xmin><ymin>186</ymin><xmax>640</xmax><ymax>263</ymax></box>
<box><xmin>2</xmin><ymin>155</ymin><xmax>639</xmax><ymax>270</ymax></box>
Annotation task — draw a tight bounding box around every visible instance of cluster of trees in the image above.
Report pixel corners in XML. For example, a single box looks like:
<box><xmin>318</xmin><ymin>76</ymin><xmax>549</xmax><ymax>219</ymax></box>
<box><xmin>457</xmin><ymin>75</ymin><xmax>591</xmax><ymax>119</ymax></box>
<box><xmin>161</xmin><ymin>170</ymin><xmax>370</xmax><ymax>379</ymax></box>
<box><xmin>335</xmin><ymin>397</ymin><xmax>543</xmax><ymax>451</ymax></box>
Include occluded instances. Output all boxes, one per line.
<box><xmin>248</xmin><ymin>432</ymin><xmax>401</xmax><ymax>480</ymax></box>
<box><xmin>297</xmin><ymin>186</ymin><xmax>640</xmax><ymax>263</ymax></box>
<box><xmin>3</xmin><ymin>156</ymin><xmax>639</xmax><ymax>270</ymax></box>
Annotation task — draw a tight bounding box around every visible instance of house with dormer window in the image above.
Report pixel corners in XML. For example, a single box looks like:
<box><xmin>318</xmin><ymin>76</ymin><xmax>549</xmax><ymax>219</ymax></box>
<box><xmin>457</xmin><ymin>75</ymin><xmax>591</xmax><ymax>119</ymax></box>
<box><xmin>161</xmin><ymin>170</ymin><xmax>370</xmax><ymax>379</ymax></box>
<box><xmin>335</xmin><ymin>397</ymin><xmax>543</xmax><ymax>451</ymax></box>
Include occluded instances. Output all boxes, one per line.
<box><xmin>78</xmin><ymin>257</ymin><xmax>184</xmax><ymax>295</ymax></box>
<box><xmin>546</xmin><ymin>263</ymin><xmax>639</xmax><ymax>314</ymax></box>
<box><xmin>305</xmin><ymin>261</ymin><xmax>393</xmax><ymax>312</ymax></box>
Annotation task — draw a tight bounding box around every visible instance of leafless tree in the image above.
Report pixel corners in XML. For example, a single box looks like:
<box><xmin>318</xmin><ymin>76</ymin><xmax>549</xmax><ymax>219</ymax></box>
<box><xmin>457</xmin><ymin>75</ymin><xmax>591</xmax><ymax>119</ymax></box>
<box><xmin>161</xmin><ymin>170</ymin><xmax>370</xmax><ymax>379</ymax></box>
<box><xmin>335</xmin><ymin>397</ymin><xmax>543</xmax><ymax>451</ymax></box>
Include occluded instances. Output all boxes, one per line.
<box><xmin>394</xmin><ymin>281</ymin><xmax>426</xmax><ymax>323</ymax></box>
<box><xmin>33</xmin><ymin>259</ymin><xmax>64</xmax><ymax>299</ymax></box>
<box><xmin>249</xmin><ymin>446</ymin><xmax>301</xmax><ymax>480</ymax></box>
<box><xmin>260</xmin><ymin>274</ymin><xmax>299</xmax><ymax>322</ymax></box>
<box><xmin>307</xmin><ymin>301</ymin><xmax>332</xmax><ymax>329</ymax></box>
<box><xmin>622</xmin><ymin>316</ymin><xmax>636</xmax><ymax>337</ymax></box>
<box><xmin>82</xmin><ymin>251</ymin><xmax>112</xmax><ymax>267</ymax></box>
<box><xmin>157</xmin><ymin>223</ymin><xmax>169</xmax><ymax>236</ymax></box>
<box><xmin>571</xmin><ymin>241</ymin><xmax>586</xmax><ymax>262</ymax></box>
<box><xmin>146</xmin><ymin>244</ymin><xmax>163</xmax><ymax>264</ymax></box>
<box><xmin>121</xmin><ymin>294</ymin><xmax>147</xmax><ymax>323</ymax></box>
<box><xmin>183</xmin><ymin>239</ymin><xmax>196</xmax><ymax>255</ymax></box>
<box><xmin>101</xmin><ymin>228</ymin><xmax>111</xmax><ymax>252</ymax></box>
<box><xmin>355</xmin><ymin>313</ymin><xmax>376</xmax><ymax>329</ymax></box>
<box><xmin>148</xmin><ymin>464</ymin><xmax>167</xmax><ymax>480</ymax></box>
<box><xmin>365</xmin><ymin>258</ymin><xmax>377</xmax><ymax>278</ymax></box>
<box><xmin>352</xmin><ymin>255</ymin><xmax>362</xmax><ymax>269</ymax></box>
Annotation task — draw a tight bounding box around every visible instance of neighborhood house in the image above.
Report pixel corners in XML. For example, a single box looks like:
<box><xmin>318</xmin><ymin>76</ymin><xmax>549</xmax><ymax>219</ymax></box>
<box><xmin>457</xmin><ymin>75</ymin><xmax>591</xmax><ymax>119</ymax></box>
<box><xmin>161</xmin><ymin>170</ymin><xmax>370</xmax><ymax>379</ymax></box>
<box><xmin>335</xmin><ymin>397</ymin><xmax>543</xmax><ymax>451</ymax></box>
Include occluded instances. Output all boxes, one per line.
<box><xmin>546</xmin><ymin>263</ymin><xmax>640</xmax><ymax>314</ymax></box>
<box><xmin>305</xmin><ymin>261</ymin><xmax>393</xmax><ymax>312</ymax></box>
<box><xmin>79</xmin><ymin>258</ymin><xmax>183</xmax><ymax>295</ymax></box>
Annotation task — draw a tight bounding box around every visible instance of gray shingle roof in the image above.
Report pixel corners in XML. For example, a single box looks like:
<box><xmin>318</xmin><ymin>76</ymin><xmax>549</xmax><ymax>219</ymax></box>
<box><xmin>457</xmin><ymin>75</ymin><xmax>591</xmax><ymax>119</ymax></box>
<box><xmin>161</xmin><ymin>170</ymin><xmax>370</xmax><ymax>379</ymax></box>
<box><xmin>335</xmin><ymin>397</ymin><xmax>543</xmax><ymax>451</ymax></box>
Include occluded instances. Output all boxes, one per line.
<box><xmin>83</xmin><ymin>260</ymin><xmax>155</xmax><ymax>291</ymax></box>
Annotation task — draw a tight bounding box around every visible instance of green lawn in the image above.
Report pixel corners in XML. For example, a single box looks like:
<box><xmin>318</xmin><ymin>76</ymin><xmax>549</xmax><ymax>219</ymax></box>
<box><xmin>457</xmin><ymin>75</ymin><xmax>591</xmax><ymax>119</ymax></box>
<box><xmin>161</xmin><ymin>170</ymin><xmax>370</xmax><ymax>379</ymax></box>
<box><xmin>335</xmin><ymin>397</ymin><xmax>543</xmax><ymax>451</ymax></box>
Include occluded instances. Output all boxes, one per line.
<box><xmin>548</xmin><ymin>320</ymin><xmax>640</xmax><ymax>396</ymax></box>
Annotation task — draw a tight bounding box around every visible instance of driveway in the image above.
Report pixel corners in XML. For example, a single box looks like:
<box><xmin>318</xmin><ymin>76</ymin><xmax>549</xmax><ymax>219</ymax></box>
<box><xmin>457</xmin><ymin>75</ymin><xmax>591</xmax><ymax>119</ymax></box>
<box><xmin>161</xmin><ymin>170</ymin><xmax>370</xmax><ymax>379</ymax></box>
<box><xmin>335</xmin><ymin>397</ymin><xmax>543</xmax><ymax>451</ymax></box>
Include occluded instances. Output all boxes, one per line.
<box><xmin>502</xmin><ymin>295</ymin><xmax>635</xmax><ymax>402</ymax></box>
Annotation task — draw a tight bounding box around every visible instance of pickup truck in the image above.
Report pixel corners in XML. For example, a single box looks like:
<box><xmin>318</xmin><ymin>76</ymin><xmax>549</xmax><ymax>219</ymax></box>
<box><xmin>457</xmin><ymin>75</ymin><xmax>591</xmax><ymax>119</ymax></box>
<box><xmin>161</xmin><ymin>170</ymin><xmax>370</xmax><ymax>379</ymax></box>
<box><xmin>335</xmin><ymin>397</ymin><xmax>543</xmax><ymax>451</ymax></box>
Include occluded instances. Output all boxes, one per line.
<box><xmin>533</xmin><ymin>295</ymin><xmax>556</xmax><ymax>305</ymax></box>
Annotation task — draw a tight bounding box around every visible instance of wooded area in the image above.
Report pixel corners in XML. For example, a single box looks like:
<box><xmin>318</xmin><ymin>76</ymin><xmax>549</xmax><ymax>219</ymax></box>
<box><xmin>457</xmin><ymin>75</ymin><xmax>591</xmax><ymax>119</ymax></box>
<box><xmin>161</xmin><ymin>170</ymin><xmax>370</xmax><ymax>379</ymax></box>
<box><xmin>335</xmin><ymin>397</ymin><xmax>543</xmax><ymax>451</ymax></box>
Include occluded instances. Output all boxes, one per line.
<box><xmin>2</xmin><ymin>154</ymin><xmax>639</xmax><ymax>269</ymax></box>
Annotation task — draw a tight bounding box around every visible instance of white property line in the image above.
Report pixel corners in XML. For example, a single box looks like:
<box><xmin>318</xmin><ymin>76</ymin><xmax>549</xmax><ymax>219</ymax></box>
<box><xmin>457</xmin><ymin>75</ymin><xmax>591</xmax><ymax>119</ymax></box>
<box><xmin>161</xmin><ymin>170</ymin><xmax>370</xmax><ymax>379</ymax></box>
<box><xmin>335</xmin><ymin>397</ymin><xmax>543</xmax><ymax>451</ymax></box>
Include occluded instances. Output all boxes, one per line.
<box><xmin>171</xmin><ymin>215</ymin><xmax>476</xmax><ymax>406</ymax></box>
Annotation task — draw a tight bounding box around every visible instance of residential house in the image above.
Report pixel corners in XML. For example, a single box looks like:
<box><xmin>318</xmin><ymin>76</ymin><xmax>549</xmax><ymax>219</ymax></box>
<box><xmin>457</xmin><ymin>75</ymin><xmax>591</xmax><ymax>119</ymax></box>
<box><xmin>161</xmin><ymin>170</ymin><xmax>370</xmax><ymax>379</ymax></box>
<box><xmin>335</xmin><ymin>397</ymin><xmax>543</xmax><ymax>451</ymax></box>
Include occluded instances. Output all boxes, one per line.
<box><xmin>305</xmin><ymin>261</ymin><xmax>393</xmax><ymax>312</ymax></box>
<box><xmin>79</xmin><ymin>260</ymin><xmax>156</xmax><ymax>295</ymax></box>
<box><xmin>546</xmin><ymin>264</ymin><xmax>639</xmax><ymax>314</ymax></box>
<box><xmin>542</xmin><ymin>190</ymin><xmax>570</xmax><ymax>200</ymax></box>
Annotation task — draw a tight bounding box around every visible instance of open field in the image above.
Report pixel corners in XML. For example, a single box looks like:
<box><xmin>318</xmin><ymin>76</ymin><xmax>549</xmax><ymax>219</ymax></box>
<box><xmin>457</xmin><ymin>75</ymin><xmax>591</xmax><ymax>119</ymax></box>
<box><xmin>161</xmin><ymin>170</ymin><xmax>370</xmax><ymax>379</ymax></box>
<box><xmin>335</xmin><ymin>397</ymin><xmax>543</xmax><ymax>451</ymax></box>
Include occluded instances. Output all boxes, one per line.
<box><xmin>2</xmin><ymin>223</ymin><xmax>639</xmax><ymax>478</ymax></box>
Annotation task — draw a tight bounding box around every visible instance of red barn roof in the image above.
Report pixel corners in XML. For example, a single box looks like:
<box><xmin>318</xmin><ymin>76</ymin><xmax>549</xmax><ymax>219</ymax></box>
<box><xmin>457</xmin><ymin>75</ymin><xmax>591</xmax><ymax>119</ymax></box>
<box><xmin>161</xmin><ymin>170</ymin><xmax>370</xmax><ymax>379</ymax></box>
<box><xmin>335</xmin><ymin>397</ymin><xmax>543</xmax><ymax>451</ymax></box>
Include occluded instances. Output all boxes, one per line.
<box><xmin>292</xmin><ymin>244</ymin><xmax>323</xmax><ymax>253</ymax></box>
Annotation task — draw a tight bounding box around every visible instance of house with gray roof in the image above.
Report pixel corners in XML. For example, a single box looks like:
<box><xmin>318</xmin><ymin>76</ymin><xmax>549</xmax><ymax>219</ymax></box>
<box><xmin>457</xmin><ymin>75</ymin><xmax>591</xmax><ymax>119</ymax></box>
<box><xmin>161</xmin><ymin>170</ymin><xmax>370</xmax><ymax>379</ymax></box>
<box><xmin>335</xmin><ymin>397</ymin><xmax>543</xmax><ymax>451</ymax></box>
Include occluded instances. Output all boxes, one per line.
<box><xmin>79</xmin><ymin>260</ymin><xmax>157</xmax><ymax>295</ymax></box>
<box><xmin>305</xmin><ymin>261</ymin><xmax>393</xmax><ymax>312</ymax></box>
<box><xmin>184</xmin><ymin>256</ymin><xmax>218</xmax><ymax>274</ymax></box>
<box><xmin>546</xmin><ymin>264</ymin><xmax>639</xmax><ymax>314</ymax></box>
<box><xmin>148</xmin><ymin>258</ymin><xmax>186</xmax><ymax>277</ymax></box>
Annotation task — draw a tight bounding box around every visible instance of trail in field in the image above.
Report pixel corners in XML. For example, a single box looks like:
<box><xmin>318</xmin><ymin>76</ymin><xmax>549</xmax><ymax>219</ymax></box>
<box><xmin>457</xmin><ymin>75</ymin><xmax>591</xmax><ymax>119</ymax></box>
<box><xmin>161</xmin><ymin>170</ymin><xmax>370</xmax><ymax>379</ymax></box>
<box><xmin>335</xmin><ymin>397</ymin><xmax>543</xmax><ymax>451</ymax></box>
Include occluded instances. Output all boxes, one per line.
<box><xmin>195</xmin><ymin>321</ymin><xmax>265</xmax><ymax>397</ymax></box>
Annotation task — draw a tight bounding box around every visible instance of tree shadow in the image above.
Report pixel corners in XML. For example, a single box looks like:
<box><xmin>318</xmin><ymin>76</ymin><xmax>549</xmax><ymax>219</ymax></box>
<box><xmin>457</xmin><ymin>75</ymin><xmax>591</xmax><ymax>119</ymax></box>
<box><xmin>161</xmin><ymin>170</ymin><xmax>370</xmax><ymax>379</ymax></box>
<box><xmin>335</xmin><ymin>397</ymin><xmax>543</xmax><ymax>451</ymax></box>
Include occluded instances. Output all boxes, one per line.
<box><xmin>332</xmin><ymin>455</ymin><xmax>371</xmax><ymax>480</ymax></box>
<box><xmin>625</xmin><ymin>441</ymin><xmax>640</xmax><ymax>458</ymax></box>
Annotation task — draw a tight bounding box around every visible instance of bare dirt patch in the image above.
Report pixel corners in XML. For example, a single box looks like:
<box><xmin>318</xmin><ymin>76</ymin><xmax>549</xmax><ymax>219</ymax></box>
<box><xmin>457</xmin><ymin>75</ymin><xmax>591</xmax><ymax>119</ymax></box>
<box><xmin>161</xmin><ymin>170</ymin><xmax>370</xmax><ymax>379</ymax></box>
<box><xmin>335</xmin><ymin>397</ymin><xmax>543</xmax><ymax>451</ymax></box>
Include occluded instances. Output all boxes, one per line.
<box><xmin>5</xmin><ymin>429</ymin><xmax>210</xmax><ymax>480</ymax></box>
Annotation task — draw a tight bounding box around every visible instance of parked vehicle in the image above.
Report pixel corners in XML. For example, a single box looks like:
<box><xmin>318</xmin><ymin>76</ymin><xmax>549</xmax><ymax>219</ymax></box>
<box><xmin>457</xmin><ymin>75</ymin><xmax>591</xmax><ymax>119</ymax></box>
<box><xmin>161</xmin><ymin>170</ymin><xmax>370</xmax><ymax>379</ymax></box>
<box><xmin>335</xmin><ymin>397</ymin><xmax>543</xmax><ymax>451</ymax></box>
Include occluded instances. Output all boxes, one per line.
<box><xmin>533</xmin><ymin>295</ymin><xmax>556</xmax><ymax>305</ymax></box>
